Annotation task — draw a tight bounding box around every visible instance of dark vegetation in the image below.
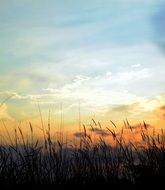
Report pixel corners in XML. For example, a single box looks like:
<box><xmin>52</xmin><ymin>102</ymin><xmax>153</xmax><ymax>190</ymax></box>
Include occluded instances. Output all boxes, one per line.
<box><xmin>0</xmin><ymin>119</ymin><xmax>165</xmax><ymax>189</ymax></box>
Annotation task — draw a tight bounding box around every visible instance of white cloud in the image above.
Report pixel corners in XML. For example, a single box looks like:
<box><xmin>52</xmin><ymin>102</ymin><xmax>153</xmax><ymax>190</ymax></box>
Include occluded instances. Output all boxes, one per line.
<box><xmin>1</xmin><ymin>43</ymin><xmax>165</xmax><ymax>97</ymax></box>
<box><xmin>1</xmin><ymin>67</ymin><xmax>149</xmax><ymax>113</ymax></box>
<box><xmin>1</xmin><ymin>43</ymin><xmax>164</xmax><ymax>114</ymax></box>
<box><xmin>132</xmin><ymin>64</ymin><xmax>141</xmax><ymax>68</ymax></box>
<box><xmin>42</xmin><ymin>69</ymin><xmax>149</xmax><ymax>112</ymax></box>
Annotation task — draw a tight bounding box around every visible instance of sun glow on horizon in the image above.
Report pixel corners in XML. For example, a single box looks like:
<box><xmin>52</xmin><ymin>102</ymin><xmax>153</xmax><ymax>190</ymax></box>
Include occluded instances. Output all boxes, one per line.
<box><xmin>0</xmin><ymin>0</ymin><xmax>165</xmax><ymax>144</ymax></box>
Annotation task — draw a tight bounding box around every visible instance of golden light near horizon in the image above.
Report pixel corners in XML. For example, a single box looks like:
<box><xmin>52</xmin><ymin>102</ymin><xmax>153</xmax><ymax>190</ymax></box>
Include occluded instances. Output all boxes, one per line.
<box><xmin>0</xmin><ymin>0</ymin><xmax>165</xmax><ymax>144</ymax></box>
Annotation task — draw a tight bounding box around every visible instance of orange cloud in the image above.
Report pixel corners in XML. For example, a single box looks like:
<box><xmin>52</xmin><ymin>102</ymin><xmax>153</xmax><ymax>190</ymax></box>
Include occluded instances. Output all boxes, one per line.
<box><xmin>160</xmin><ymin>105</ymin><xmax>165</xmax><ymax>119</ymax></box>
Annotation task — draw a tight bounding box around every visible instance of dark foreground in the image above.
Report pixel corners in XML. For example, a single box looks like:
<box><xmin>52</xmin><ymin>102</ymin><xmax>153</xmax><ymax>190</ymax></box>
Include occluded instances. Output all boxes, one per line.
<box><xmin>1</xmin><ymin>122</ymin><xmax>165</xmax><ymax>189</ymax></box>
<box><xmin>1</xmin><ymin>179</ymin><xmax>164</xmax><ymax>190</ymax></box>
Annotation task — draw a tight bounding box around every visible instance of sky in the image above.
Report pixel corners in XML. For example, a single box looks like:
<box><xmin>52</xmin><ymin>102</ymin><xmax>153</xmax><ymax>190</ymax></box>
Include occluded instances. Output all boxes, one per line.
<box><xmin>0</xmin><ymin>0</ymin><xmax>165</xmax><ymax>135</ymax></box>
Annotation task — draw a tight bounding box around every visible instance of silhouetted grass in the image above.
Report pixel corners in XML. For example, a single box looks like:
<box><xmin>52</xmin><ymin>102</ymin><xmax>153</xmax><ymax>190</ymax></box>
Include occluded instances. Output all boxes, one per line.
<box><xmin>0</xmin><ymin>119</ymin><xmax>165</xmax><ymax>188</ymax></box>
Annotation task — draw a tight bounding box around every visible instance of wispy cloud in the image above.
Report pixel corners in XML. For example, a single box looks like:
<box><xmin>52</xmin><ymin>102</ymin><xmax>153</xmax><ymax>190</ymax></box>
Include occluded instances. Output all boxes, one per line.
<box><xmin>89</xmin><ymin>128</ymin><xmax>109</xmax><ymax>137</ymax></box>
<box><xmin>0</xmin><ymin>104</ymin><xmax>13</xmax><ymax>120</ymax></box>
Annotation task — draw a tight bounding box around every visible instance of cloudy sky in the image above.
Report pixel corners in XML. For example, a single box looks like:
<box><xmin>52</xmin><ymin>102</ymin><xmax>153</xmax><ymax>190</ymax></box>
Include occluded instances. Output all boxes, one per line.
<box><xmin>0</xmin><ymin>0</ymin><xmax>165</xmax><ymax>131</ymax></box>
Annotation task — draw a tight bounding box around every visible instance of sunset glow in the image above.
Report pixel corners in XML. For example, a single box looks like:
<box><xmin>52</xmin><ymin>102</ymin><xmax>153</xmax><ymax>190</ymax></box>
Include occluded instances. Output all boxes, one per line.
<box><xmin>0</xmin><ymin>0</ymin><xmax>165</xmax><ymax>142</ymax></box>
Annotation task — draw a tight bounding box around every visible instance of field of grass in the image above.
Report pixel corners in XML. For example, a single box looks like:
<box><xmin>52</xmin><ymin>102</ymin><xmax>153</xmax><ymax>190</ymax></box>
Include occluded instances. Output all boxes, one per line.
<box><xmin>0</xmin><ymin>118</ymin><xmax>165</xmax><ymax>189</ymax></box>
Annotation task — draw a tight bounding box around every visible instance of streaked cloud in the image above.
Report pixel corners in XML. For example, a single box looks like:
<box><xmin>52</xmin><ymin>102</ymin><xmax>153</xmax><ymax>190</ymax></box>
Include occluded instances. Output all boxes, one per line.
<box><xmin>73</xmin><ymin>132</ymin><xmax>85</xmax><ymax>138</ymax></box>
<box><xmin>89</xmin><ymin>128</ymin><xmax>109</xmax><ymax>137</ymax></box>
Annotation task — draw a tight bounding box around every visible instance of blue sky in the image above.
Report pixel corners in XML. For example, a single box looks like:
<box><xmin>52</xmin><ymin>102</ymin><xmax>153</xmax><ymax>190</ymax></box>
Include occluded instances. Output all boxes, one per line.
<box><xmin>0</xmin><ymin>0</ymin><xmax>165</xmax><ymax>125</ymax></box>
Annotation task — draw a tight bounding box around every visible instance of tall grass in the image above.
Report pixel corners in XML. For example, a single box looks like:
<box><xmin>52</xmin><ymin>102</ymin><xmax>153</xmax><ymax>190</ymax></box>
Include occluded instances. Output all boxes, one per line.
<box><xmin>0</xmin><ymin>119</ymin><xmax>165</xmax><ymax>187</ymax></box>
